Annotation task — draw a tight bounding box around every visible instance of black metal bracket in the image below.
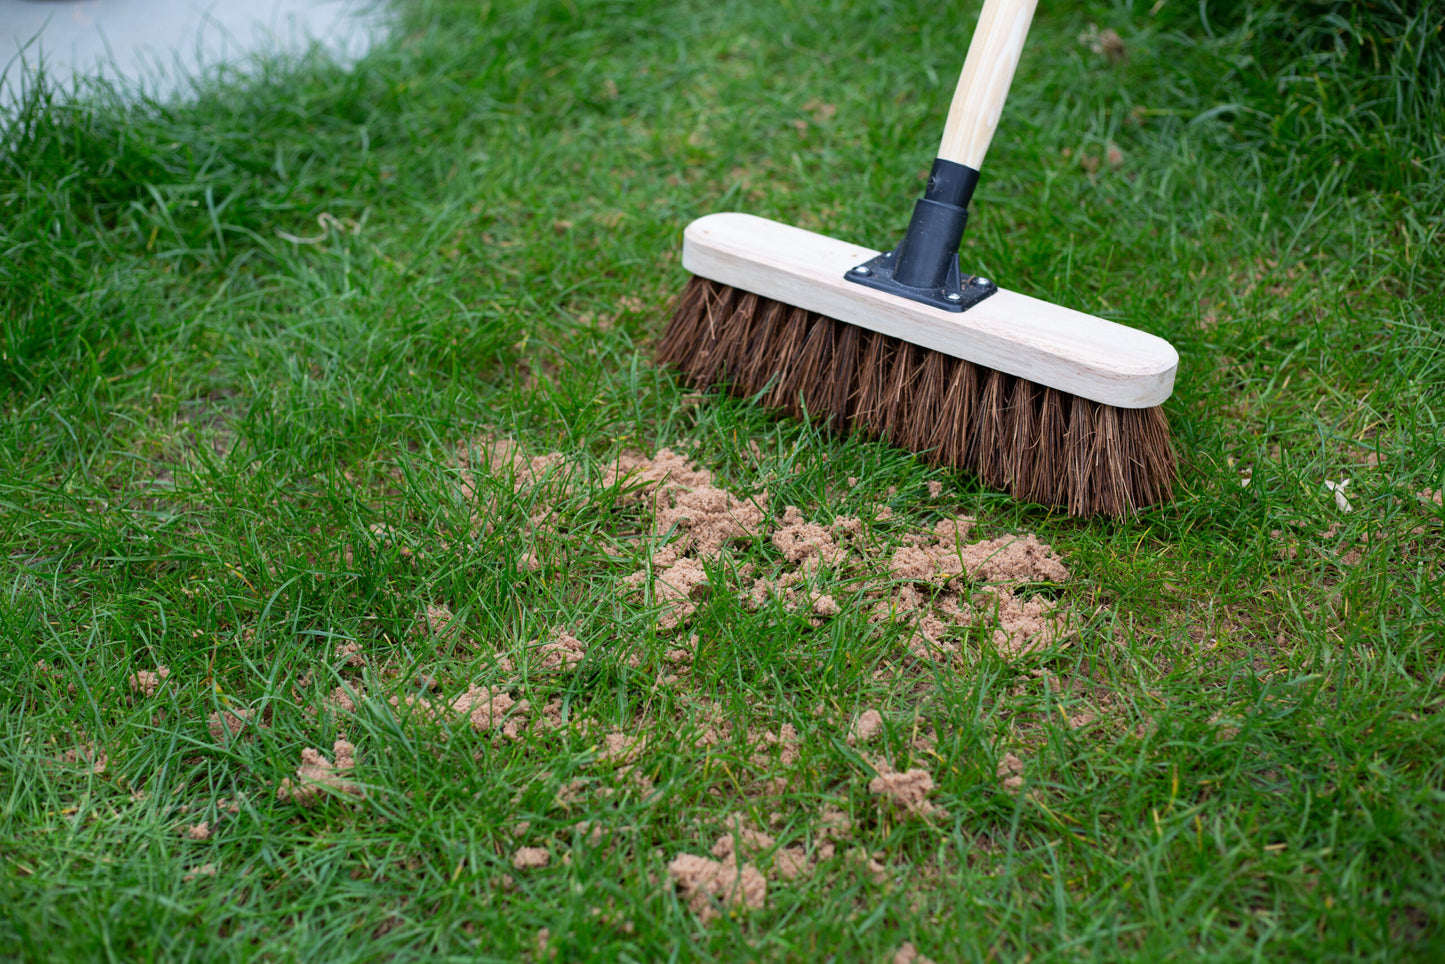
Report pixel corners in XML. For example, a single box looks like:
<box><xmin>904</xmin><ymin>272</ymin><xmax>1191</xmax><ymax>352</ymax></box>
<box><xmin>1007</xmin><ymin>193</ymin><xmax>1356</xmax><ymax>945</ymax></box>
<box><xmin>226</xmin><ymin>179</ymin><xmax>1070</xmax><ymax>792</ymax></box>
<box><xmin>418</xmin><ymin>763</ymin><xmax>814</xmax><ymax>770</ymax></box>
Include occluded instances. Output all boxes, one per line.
<box><xmin>846</xmin><ymin>249</ymin><xmax>998</xmax><ymax>312</ymax></box>
<box><xmin>844</xmin><ymin>157</ymin><xmax>998</xmax><ymax>313</ymax></box>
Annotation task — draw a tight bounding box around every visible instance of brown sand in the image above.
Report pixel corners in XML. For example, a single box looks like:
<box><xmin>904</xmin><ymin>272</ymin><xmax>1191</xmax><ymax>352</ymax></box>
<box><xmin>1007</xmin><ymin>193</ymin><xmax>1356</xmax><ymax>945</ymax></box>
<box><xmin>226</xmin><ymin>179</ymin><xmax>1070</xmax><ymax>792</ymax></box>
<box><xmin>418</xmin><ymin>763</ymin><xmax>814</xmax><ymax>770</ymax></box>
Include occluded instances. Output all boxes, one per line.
<box><xmin>424</xmin><ymin>439</ymin><xmax>1086</xmax><ymax>898</ymax></box>
<box><xmin>512</xmin><ymin>847</ymin><xmax>550</xmax><ymax>870</ymax></box>
<box><xmin>876</xmin><ymin>520</ymin><xmax>1072</xmax><ymax>660</ymax></box>
<box><xmin>450</xmin><ymin>686</ymin><xmax>518</xmax><ymax>732</ymax></box>
<box><xmin>611</xmin><ymin>449</ymin><xmax>768</xmax><ymax>631</ymax></box>
<box><xmin>599</xmin><ymin>732</ymin><xmax>643</xmax><ymax>764</ymax></box>
<box><xmin>667</xmin><ymin>831</ymin><xmax>768</xmax><ymax>922</ymax></box>
<box><xmin>276</xmin><ymin>739</ymin><xmax>360</xmax><ymax>806</ymax></box>
<box><xmin>61</xmin><ymin>743</ymin><xmax>107</xmax><ymax>774</ymax></box>
<box><xmin>533</xmin><ymin>629</ymin><xmax>587</xmax><ymax>670</ymax></box>
<box><xmin>128</xmin><ymin>666</ymin><xmax>170</xmax><ymax>697</ymax></box>
<box><xmin>457</xmin><ymin>441</ymin><xmax>1073</xmax><ymax>657</ymax></box>
<box><xmin>605</xmin><ymin>448</ymin><xmax>715</xmax><ymax>496</ymax></box>
<box><xmin>847</xmin><ymin>847</ymin><xmax>890</xmax><ymax>885</ymax></box>
<box><xmin>415</xmin><ymin>603</ymin><xmax>461</xmax><ymax>641</ymax></box>
<box><xmin>208</xmin><ymin>708</ymin><xmax>258</xmax><ymax>743</ymax></box>
<box><xmin>810</xmin><ymin>593</ymin><xmax>840</xmax><ymax>617</ymax></box>
<box><xmin>655</xmin><ymin>485</ymin><xmax>767</xmax><ymax>557</ymax></box>
<box><xmin>651</xmin><ymin>557</ymin><xmax>710</xmax><ymax>630</ymax></box>
<box><xmin>869</xmin><ymin>766</ymin><xmax>943</xmax><ymax>817</ymax></box>
<box><xmin>985</xmin><ymin>588</ymin><xmax>1071</xmax><ymax>657</ymax></box>
<box><xmin>334</xmin><ymin>642</ymin><xmax>366</xmax><ymax>668</ymax></box>
<box><xmin>997</xmin><ymin>752</ymin><xmax>1025</xmax><ymax>792</ymax></box>
<box><xmin>772</xmin><ymin>505</ymin><xmax>845</xmax><ymax>567</ymax></box>
<box><xmin>748</xmin><ymin>723</ymin><xmax>801</xmax><ymax>769</ymax></box>
<box><xmin>893</xmin><ymin>942</ymin><xmax>938</xmax><ymax>964</ymax></box>
<box><xmin>848</xmin><ymin>709</ymin><xmax>884</xmax><ymax>746</ymax></box>
<box><xmin>325</xmin><ymin>685</ymin><xmax>360</xmax><ymax>714</ymax></box>
<box><xmin>888</xmin><ymin>529</ymin><xmax>1067</xmax><ymax>587</ymax></box>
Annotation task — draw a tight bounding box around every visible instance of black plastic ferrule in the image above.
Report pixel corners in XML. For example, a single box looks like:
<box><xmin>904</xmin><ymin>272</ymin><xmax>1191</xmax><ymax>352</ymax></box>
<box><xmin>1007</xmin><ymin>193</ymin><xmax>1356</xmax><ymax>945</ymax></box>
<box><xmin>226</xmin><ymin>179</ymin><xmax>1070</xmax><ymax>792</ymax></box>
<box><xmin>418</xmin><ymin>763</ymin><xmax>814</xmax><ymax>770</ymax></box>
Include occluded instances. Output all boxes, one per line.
<box><xmin>921</xmin><ymin>157</ymin><xmax>980</xmax><ymax>209</ymax></box>
<box><xmin>893</xmin><ymin>159</ymin><xmax>979</xmax><ymax>288</ymax></box>
<box><xmin>843</xmin><ymin>158</ymin><xmax>996</xmax><ymax>313</ymax></box>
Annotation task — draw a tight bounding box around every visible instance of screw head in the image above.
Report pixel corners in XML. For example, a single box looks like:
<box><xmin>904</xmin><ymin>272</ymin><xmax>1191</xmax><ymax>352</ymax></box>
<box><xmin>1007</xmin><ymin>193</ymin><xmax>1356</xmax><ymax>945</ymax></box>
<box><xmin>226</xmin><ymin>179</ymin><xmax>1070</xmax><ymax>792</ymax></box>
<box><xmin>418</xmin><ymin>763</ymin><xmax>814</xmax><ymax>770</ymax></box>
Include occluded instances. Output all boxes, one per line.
<box><xmin>945</xmin><ymin>291</ymin><xmax>962</xmax><ymax>301</ymax></box>
<box><xmin>853</xmin><ymin>266</ymin><xmax>871</xmax><ymax>275</ymax></box>
<box><xmin>975</xmin><ymin>276</ymin><xmax>991</xmax><ymax>287</ymax></box>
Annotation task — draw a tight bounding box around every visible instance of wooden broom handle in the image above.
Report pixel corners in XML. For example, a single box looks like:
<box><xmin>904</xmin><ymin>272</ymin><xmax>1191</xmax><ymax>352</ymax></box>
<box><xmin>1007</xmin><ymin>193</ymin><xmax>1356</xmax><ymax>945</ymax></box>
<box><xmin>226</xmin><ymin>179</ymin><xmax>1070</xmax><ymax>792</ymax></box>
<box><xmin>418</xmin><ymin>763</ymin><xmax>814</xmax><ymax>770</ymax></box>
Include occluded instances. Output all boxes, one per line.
<box><xmin>937</xmin><ymin>0</ymin><xmax>1039</xmax><ymax>170</ymax></box>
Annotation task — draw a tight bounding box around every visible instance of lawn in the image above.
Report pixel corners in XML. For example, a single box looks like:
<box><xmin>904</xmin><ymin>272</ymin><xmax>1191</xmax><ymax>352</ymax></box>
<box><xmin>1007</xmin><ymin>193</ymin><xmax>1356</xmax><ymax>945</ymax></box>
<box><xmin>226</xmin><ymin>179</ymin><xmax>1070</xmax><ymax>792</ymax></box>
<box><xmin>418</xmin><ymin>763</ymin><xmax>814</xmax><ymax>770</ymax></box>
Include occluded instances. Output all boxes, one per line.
<box><xmin>1</xmin><ymin>0</ymin><xmax>1442</xmax><ymax>960</ymax></box>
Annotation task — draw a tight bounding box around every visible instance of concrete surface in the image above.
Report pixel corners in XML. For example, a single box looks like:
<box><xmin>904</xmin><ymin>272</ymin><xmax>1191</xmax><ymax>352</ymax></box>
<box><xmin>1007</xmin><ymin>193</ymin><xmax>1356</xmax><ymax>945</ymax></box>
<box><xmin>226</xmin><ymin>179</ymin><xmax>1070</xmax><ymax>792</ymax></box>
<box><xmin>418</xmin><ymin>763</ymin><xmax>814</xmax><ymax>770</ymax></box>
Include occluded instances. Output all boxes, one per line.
<box><xmin>2</xmin><ymin>0</ymin><xmax>385</xmax><ymax>104</ymax></box>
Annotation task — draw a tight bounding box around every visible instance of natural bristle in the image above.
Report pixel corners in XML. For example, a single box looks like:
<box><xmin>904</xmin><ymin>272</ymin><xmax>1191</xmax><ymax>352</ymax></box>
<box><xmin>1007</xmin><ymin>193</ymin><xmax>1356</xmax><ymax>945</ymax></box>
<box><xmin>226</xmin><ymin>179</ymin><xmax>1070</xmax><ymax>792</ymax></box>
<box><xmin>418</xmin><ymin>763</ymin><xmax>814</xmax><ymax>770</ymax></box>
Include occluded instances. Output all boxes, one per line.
<box><xmin>657</xmin><ymin>276</ymin><xmax>1177</xmax><ymax>517</ymax></box>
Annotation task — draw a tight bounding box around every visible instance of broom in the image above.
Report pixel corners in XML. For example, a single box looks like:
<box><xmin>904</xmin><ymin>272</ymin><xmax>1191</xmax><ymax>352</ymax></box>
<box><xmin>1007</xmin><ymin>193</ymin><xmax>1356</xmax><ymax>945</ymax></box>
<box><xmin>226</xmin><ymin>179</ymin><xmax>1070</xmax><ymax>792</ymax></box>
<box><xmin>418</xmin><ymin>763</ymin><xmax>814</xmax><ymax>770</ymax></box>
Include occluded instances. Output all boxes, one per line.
<box><xmin>656</xmin><ymin>0</ymin><xmax>1178</xmax><ymax>517</ymax></box>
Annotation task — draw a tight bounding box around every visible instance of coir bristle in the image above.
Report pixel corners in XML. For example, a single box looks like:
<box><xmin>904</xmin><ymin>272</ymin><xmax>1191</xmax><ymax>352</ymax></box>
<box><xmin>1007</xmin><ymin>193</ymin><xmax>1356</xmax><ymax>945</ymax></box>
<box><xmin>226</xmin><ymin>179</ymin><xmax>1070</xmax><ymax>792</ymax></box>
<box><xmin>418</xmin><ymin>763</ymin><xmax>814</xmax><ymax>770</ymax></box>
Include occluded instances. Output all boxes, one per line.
<box><xmin>656</xmin><ymin>276</ymin><xmax>1176</xmax><ymax>517</ymax></box>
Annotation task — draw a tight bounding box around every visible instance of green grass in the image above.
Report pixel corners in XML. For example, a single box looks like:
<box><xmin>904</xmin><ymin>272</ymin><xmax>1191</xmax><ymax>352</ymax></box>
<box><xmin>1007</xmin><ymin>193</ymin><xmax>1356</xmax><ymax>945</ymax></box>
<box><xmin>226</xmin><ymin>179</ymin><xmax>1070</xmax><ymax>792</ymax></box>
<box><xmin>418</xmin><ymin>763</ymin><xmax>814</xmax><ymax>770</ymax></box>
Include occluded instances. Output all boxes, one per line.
<box><xmin>2</xmin><ymin>0</ymin><xmax>1443</xmax><ymax>960</ymax></box>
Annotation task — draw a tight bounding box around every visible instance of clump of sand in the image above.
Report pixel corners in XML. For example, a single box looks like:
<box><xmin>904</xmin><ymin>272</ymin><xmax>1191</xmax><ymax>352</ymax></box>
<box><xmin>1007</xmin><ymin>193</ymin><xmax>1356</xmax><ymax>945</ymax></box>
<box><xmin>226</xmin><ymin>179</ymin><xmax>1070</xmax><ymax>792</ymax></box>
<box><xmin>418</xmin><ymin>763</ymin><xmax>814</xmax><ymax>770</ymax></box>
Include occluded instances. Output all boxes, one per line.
<box><xmin>886</xmin><ymin>520</ymin><xmax>1067</xmax><ymax>587</ymax></box>
<box><xmin>848</xmin><ymin>709</ymin><xmax>884</xmax><ymax>746</ymax></box>
<box><xmin>997</xmin><ymin>752</ymin><xmax>1025</xmax><ymax>792</ymax></box>
<box><xmin>208</xmin><ymin>708</ymin><xmax>260</xmax><ymax>743</ymax></box>
<box><xmin>334</xmin><ymin>642</ymin><xmax>366</xmax><ymax>668</ymax></box>
<box><xmin>128</xmin><ymin>666</ymin><xmax>170</xmax><ymax>697</ymax></box>
<box><xmin>874</xmin><ymin>520</ymin><xmax>1072</xmax><ymax>659</ymax></box>
<box><xmin>325</xmin><ymin>685</ymin><xmax>361</xmax><ymax>714</ymax></box>
<box><xmin>433</xmin><ymin>438</ymin><xmax>1081</xmax><ymax>826</ymax></box>
<box><xmin>533</xmin><ymin>629</ymin><xmax>586</xmax><ymax>670</ymax></box>
<box><xmin>598</xmin><ymin>732</ymin><xmax>643</xmax><ymax>764</ymax></box>
<box><xmin>613</xmin><ymin>449</ymin><xmax>767</xmax><ymax>631</ymax></box>
<box><xmin>869</xmin><ymin>764</ymin><xmax>944</xmax><ymax>817</ymax></box>
<box><xmin>648</xmin><ymin>556</ymin><xmax>710</xmax><ymax>630</ymax></box>
<box><xmin>772</xmin><ymin>505</ymin><xmax>845</xmax><ymax>569</ymax></box>
<box><xmin>655</xmin><ymin>482</ymin><xmax>767</xmax><ymax>558</ymax></box>
<box><xmin>276</xmin><ymin>739</ymin><xmax>360</xmax><ymax>806</ymax></box>
<box><xmin>604</xmin><ymin>448</ymin><xmax>714</xmax><ymax>496</ymax></box>
<box><xmin>456</xmin><ymin>437</ymin><xmax>566</xmax><ymax>500</ymax></box>
<box><xmin>512</xmin><ymin>847</ymin><xmax>550</xmax><ymax>870</ymax></box>
<box><xmin>450</xmin><ymin>685</ymin><xmax>523</xmax><ymax>734</ymax></box>
<box><xmin>452</xmin><ymin>438</ymin><xmax>1074</xmax><ymax>655</ymax></box>
<box><xmin>61</xmin><ymin>743</ymin><xmax>107</xmax><ymax>774</ymax></box>
<box><xmin>893</xmin><ymin>942</ymin><xmax>938</xmax><ymax>964</ymax></box>
<box><xmin>983</xmin><ymin>587</ymin><xmax>1072</xmax><ymax>657</ymax></box>
<box><xmin>748</xmin><ymin>723</ymin><xmax>801</xmax><ymax>770</ymax></box>
<box><xmin>748</xmin><ymin>503</ymin><xmax>1072</xmax><ymax>656</ymax></box>
<box><xmin>412</xmin><ymin>603</ymin><xmax>466</xmax><ymax>644</ymax></box>
<box><xmin>379</xmin><ymin>683</ymin><xmax>531</xmax><ymax>740</ymax></box>
<box><xmin>667</xmin><ymin>828</ymin><xmax>769</xmax><ymax>922</ymax></box>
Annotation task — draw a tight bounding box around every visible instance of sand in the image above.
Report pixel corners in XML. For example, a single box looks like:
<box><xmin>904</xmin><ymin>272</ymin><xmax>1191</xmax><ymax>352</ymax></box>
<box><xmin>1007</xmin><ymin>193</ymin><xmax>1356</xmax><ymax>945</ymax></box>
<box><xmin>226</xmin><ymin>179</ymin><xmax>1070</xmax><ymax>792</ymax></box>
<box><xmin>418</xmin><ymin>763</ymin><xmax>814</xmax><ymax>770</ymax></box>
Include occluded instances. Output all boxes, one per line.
<box><xmin>276</xmin><ymin>739</ymin><xmax>360</xmax><ymax>806</ymax></box>
<box><xmin>128</xmin><ymin>666</ymin><xmax>170</xmax><ymax>697</ymax></box>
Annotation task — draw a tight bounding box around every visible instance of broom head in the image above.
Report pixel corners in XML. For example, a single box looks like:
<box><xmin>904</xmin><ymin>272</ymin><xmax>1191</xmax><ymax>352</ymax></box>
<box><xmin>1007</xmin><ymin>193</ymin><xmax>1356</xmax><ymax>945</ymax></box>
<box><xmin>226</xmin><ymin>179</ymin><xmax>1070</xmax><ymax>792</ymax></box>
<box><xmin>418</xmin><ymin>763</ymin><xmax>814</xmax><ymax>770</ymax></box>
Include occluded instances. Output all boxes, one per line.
<box><xmin>656</xmin><ymin>213</ymin><xmax>1178</xmax><ymax>517</ymax></box>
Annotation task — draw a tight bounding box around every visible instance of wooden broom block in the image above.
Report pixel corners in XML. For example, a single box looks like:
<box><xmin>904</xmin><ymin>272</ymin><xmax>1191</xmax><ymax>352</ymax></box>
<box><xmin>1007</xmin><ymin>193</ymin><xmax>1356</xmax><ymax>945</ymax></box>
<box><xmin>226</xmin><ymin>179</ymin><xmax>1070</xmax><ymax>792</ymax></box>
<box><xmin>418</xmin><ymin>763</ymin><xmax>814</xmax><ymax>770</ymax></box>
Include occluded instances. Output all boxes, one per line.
<box><xmin>681</xmin><ymin>212</ymin><xmax>1178</xmax><ymax>409</ymax></box>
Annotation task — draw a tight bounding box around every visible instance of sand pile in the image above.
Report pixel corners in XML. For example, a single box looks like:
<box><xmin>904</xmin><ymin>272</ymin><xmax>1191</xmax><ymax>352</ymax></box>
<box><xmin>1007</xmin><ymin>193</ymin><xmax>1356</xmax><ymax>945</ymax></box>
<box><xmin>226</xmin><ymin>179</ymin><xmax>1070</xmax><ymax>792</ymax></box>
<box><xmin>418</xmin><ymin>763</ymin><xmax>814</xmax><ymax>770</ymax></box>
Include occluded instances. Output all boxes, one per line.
<box><xmin>869</xmin><ymin>765</ymin><xmax>944</xmax><ymax>817</ymax></box>
<box><xmin>610</xmin><ymin>449</ymin><xmax>768</xmax><ymax>630</ymax></box>
<box><xmin>242</xmin><ymin>438</ymin><xmax>1081</xmax><ymax>921</ymax></box>
<box><xmin>666</xmin><ymin>821</ymin><xmax>777</xmax><ymax>921</ymax></box>
<box><xmin>208</xmin><ymin>707</ymin><xmax>260</xmax><ymax>743</ymax></box>
<box><xmin>128</xmin><ymin>666</ymin><xmax>170</xmax><ymax>697</ymax></box>
<box><xmin>451</xmin><ymin>440</ymin><xmax>1071</xmax><ymax>658</ymax></box>
<box><xmin>276</xmin><ymin>739</ymin><xmax>360</xmax><ymax>806</ymax></box>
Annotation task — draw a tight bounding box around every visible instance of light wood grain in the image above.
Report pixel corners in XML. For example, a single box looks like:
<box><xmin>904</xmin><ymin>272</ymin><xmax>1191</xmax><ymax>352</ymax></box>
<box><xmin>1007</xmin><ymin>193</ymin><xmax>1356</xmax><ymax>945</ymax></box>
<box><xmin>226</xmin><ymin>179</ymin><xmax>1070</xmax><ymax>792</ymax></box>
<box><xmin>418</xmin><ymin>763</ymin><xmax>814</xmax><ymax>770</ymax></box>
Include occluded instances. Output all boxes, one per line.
<box><xmin>682</xmin><ymin>212</ymin><xmax>1178</xmax><ymax>408</ymax></box>
<box><xmin>938</xmin><ymin>0</ymin><xmax>1038</xmax><ymax>169</ymax></box>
